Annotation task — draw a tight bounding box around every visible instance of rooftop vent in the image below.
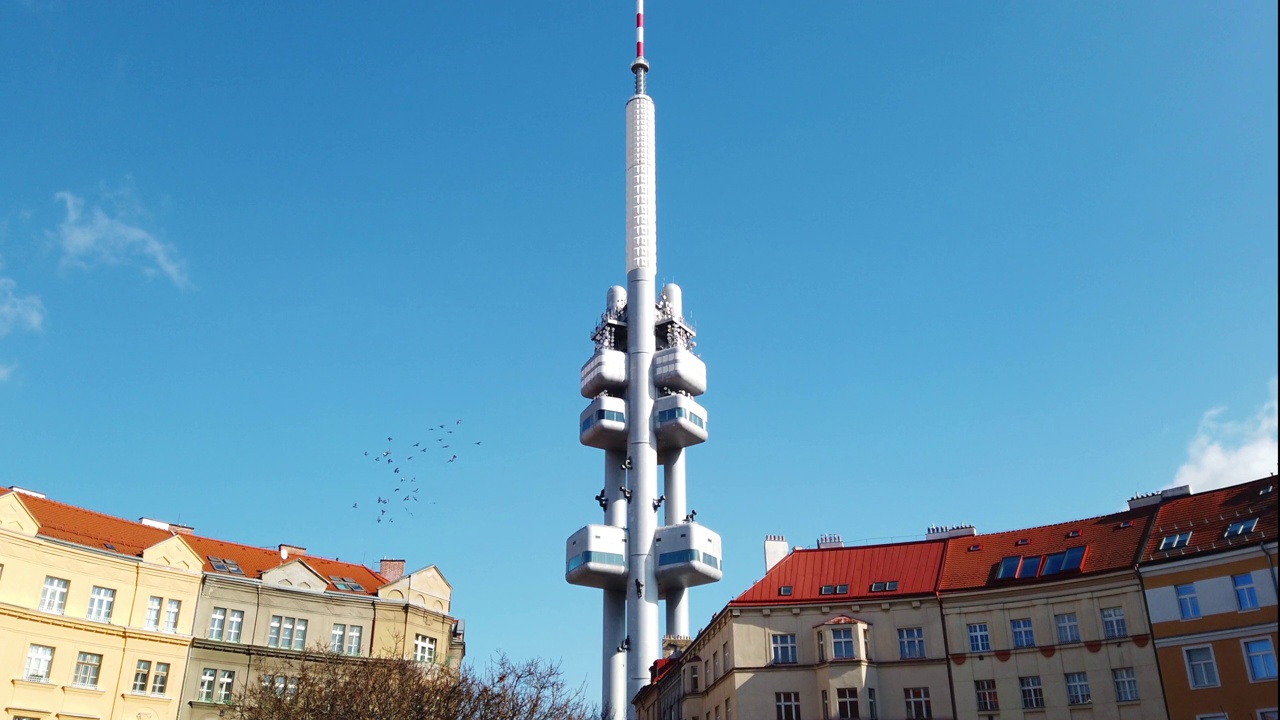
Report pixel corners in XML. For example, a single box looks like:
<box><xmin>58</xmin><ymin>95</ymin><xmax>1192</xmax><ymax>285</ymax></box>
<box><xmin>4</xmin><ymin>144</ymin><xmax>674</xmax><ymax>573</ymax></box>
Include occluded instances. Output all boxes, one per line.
<box><xmin>764</xmin><ymin>535</ymin><xmax>789</xmax><ymax>573</ymax></box>
<box><xmin>1128</xmin><ymin>485</ymin><xmax>1191</xmax><ymax>510</ymax></box>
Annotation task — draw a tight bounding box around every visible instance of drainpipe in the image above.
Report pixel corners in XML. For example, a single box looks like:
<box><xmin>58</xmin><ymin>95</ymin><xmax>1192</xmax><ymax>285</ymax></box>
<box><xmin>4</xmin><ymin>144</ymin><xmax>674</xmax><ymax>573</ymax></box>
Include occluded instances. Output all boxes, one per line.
<box><xmin>935</xmin><ymin>590</ymin><xmax>959</xmax><ymax>720</ymax></box>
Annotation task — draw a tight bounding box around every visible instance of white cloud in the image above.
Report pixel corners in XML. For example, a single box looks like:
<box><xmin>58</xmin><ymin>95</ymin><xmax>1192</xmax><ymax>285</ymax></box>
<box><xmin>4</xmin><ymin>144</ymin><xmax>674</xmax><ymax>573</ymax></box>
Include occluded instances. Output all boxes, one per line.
<box><xmin>0</xmin><ymin>364</ymin><xmax>13</xmax><ymax>382</ymax></box>
<box><xmin>0</xmin><ymin>266</ymin><xmax>45</xmax><ymax>338</ymax></box>
<box><xmin>1172</xmin><ymin>379</ymin><xmax>1279</xmax><ymax>492</ymax></box>
<box><xmin>51</xmin><ymin>185</ymin><xmax>188</xmax><ymax>287</ymax></box>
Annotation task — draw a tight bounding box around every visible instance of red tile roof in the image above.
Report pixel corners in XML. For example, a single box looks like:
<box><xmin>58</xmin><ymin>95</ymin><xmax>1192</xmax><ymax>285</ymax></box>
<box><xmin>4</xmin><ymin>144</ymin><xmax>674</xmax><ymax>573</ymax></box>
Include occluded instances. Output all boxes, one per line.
<box><xmin>730</xmin><ymin>540</ymin><xmax>947</xmax><ymax>607</ymax></box>
<box><xmin>1141</xmin><ymin>475</ymin><xmax>1279</xmax><ymax>564</ymax></box>
<box><xmin>939</xmin><ymin>507</ymin><xmax>1155</xmax><ymax>592</ymax></box>
<box><xmin>3</xmin><ymin>488</ymin><xmax>386</xmax><ymax>595</ymax></box>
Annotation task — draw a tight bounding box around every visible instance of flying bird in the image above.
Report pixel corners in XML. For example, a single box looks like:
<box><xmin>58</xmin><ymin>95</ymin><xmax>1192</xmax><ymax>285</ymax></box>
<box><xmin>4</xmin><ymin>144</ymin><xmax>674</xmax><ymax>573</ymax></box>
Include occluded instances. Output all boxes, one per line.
<box><xmin>352</xmin><ymin>503</ymin><xmax>358</xmax><ymax>509</ymax></box>
<box><xmin>474</xmin><ymin>441</ymin><xmax>482</xmax><ymax>445</ymax></box>
<box><xmin>448</xmin><ymin>455</ymin><xmax>457</xmax><ymax>463</ymax></box>
<box><xmin>413</xmin><ymin>442</ymin><xmax>420</xmax><ymax>447</ymax></box>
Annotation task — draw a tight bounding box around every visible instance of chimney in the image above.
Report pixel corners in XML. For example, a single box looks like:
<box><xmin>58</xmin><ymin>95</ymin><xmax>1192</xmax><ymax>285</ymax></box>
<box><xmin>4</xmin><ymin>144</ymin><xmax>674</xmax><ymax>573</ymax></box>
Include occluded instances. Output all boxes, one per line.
<box><xmin>764</xmin><ymin>535</ymin><xmax>789</xmax><ymax>573</ymax></box>
<box><xmin>379</xmin><ymin>558</ymin><xmax>406</xmax><ymax>582</ymax></box>
<box><xmin>278</xmin><ymin>543</ymin><xmax>307</xmax><ymax>559</ymax></box>
<box><xmin>170</xmin><ymin>523</ymin><xmax>195</xmax><ymax>535</ymax></box>
<box><xmin>662</xmin><ymin>634</ymin><xmax>692</xmax><ymax>658</ymax></box>
<box><xmin>816</xmin><ymin>533</ymin><xmax>844</xmax><ymax>549</ymax></box>
<box><xmin>1128</xmin><ymin>485</ymin><xmax>1191</xmax><ymax>510</ymax></box>
<box><xmin>925</xmin><ymin>524</ymin><xmax>978</xmax><ymax>541</ymax></box>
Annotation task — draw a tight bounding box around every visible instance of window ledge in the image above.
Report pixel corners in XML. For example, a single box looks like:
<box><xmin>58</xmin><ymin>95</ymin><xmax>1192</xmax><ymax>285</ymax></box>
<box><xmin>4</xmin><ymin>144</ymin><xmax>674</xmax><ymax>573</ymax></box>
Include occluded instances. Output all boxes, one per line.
<box><xmin>12</xmin><ymin>677</ymin><xmax>57</xmax><ymax>689</ymax></box>
<box><xmin>123</xmin><ymin>692</ymin><xmax>173</xmax><ymax>702</ymax></box>
<box><xmin>63</xmin><ymin>685</ymin><xmax>105</xmax><ymax>696</ymax></box>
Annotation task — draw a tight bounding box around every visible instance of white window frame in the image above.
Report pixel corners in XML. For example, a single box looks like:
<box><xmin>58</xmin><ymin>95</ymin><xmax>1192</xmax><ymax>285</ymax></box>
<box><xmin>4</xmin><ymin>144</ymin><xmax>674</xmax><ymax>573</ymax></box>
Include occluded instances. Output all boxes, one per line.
<box><xmin>1065</xmin><ymin>671</ymin><xmax>1091</xmax><ymax>705</ymax></box>
<box><xmin>133</xmin><ymin>660</ymin><xmax>152</xmax><ymax>693</ymax></box>
<box><xmin>1234</xmin><ymin>573</ymin><xmax>1260</xmax><ymax>611</ymax></box>
<box><xmin>86</xmin><ymin>586</ymin><xmax>115</xmax><ymax>622</ymax></box>
<box><xmin>832</xmin><ymin>628</ymin><xmax>855</xmax><ymax>659</ymax></box>
<box><xmin>1112</xmin><ymin>667</ymin><xmax>1139</xmax><ymax>702</ymax></box>
<box><xmin>152</xmin><ymin>662</ymin><xmax>170</xmax><ymax>696</ymax></box>
<box><xmin>226</xmin><ymin>609</ymin><xmax>244</xmax><ymax>643</ymax></box>
<box><xmin>772</xmin><ymin>633</ymin><xmax>798</xmax><ymax>664</ymax></box>
<box><xmin>904</xmin><ymin>687</ymin><xmax>931</xmax><ymax>719</ymax></box>
<box><xmin>72</xmin><ymin>652</ymin><xmax>102</xmax><ymax>688</ymax></box>
<box><xmin>1019</xmin><ymin>676</ymin><xmax>1045</xmax><ymax>709</ymax></box>
<box><xmin>898</xmin><ymin>627</ymin><xmax>926</xmax><ymax>659</ymax></box>
<box><xmin>1101</xmin><ymin>607</ymin><xmax>1127</xmax><ymax>639</ymax></box>
<box><xmin>1177</xmin><ymin>584</ymin><xmax>1201</xmax><ymax>620</ymax></box>
<box><xmin>217</xmin><ymin>669</ymin><xmax>236</xmax><ymax>703</ymax></box>
<box><xmin>345</xmin><ymin>624</ymin><xmax>362</xmax><ymax>655</ymax></box>
<box><xmin>24</xmin><ymin>644</ymin><xmax>54</xmax><ymax>682</ymax></box>
<box><xmin>1011</xmin><ymin>618</ymin><xmax>1035</xmax><ymax>648</ymax></box>
<box><xmin>974</xmin><ymin>679</ymin><xmax>998</xmax><ymax>711</ymax></box>
<box><xmin>1184</xmin><ymin>644</ymin><xmax>1220</xmax><ymax>689</ymax></box>
<box><xmin>775</xmin><ymin>692</ymin><xmax>801</xmax><ymax>720</ymax></box>
<box><xmin>1242</xmin><ymin>636</ymin><xmax>1278</xmax><ymax>682</ymax></box>
<box><xmin>967</xmin><ymin>623</ymin><xmax>991</xmax><ymax>653</ymax></box>
<box><xmin>145</xmin><ymin>596</ymin><xmax>162</xmax><ymax>630</ymax></box>
<box><xmin>209</xmin><ymin>607</ymin><xmax>227</xmax><ymax>640</ymax></box>
<box><xmin>197</xmin><ymin>667</ymin><xmax>216</xmax><ymax>702</ymax></box>
<box><xmin>1056</xmin><ymin>613</ymin><xmax>1081</xmax><ymax>643</ymax></box>
<box><xmin>835</xmin><ymin>687</ymin><xmax>858</xmax><ymax>719</ymax></box>
<box><xmin>39</xmin><ymin>576</ymin><xmax>69</xmax><ymax>614</ymax></box>
<box><xmin>331</xmin><ymin>623</ymin><xmax>346</xmax><ymax>653</ymax></box>
<box><xmin>163</xmin><ymin>598</ymin><xmax>181</xmax><ymax>633</ymax></box>
<box><xmin>414</xmin><ymin>633</ymin><xmax>436</xmax><ymax>664</ymax></box>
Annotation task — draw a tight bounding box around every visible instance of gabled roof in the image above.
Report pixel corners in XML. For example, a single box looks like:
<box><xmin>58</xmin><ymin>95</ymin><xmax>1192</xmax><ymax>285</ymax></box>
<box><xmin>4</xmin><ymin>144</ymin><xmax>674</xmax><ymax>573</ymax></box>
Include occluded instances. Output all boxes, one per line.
<box><xmin>939</xmin><ymin>507</ymin><xmax>1154</xmax><ymax>592</ymax></box>
<box><xmin>1141</xmin><ymin>475</ymin><xmax>1278</xmax><ymax>564</ymax></box>
<box><xmin>3</xmin><ymin>488</ymin><xmax>386</xmax><ymax>596</ymax></box>
<box><xmin>730</xmin><ymin>539</ymin><xmax>947</xmax><ymax>607</ymax></box>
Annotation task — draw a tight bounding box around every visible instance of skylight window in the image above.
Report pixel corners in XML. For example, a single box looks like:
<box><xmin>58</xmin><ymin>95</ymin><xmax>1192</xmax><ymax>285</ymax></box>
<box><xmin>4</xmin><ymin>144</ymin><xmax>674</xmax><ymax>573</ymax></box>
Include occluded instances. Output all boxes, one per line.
<box><xmin>1261</xmin><ymin>485</ymin><xmax>1274</xmax><ymax>496</ymax></box>
<box><xmin>104</xmin><ymin>543</ymin><xmax>117</xmax><ymax>551</ymax></box>
<box><xmin>869</xmin><ymin>581</ymin><xmax>899</xmax><ymax>592</ymax></box>
<box><xmin>1066</xmin><ymin>530</ymin><xmax>1081</xmax><ymax>538</ymax></box>
<box><xmin>1119</xmin><ymin>520</ymin><xmax>1134</xmax><ymax>529</ymax></box>
<box><xmin>1040</xmin><ymin>546</ymin><xmax>1087</xmax><ymax>577</ymax></box>
<box><xmin>820</xmin><ymin>585</ymin><xmax>836</xmax><ymax>595</ymax></box>
<box><xmin>1061</xmin><ymin>546</ymin><xmax>1086</xmax><ymax>571</ymax></box>
<box><xmin>1016</xmin><ymin>555</ymin><xmax>1042</xmax><ymax>578</ymax></box>
<box><xmin>836</xmin><ymin>584</ymin><xmax>849</xmax><ymax>594</ymax></box>
<box><xmin>1225</xmin><ymin>518</ymin><xmax>1258</xmax><ymax>537</ymax></box>
<box><xmin>1158</xmin><ymin>532</ymin><xmax>1191</xmax><ymax>551</ymax></box>
<box><xmin>349</xmin><ymin>583</ymin><xmax>365</xmax><ymax>592</ymax></box>
<box><xmin>208</xmin><ymin>556</ymin><xmax>230</xmax><ymax>572</ymax></box>
<box><xmin>778</xmin><ymin>586</ymin><xmax>793</xmax><ymax>596</ymax></box>
<box><xmin>1015</xmin><ymin>539</ymin><xmax>1030</xmax><ymax>546</ymax></box>
<box><xmin>225</xmin><ymin>560</ymin><xmax>245</xmax><ymax>576</ymax></box>
<box><xmin>996</xmin><ymin>556</ymin><xmax>1022</xmax><ymax>579</ymax></box>
<box><xmin>968</xmin><ymin>544</ymin><xmax>982</xmax><ymax>552</ymax></box>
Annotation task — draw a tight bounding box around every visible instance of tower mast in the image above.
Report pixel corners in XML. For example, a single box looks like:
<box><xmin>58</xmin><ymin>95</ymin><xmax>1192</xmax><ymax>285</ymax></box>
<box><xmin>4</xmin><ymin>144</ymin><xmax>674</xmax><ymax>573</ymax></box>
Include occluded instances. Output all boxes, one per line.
<box><xmin>566</xmin><ymin>4</ymin><xmax>721</xmax><ymax>718</ymax></box>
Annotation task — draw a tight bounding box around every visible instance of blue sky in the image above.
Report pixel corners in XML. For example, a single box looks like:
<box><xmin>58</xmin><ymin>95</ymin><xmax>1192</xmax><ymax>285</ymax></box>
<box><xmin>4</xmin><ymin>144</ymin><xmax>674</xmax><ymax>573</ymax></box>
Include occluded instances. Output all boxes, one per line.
<box><xmin>2</xmin><ymin>0</ymin><xmax>1276</xmax><ymax>704</ymax></box>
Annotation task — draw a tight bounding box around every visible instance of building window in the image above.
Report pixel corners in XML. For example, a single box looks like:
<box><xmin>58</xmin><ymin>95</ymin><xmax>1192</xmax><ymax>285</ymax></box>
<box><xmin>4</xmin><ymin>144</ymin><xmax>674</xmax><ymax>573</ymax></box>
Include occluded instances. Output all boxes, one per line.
<box><xmin>86</xmin><ymin>586</ymin><xmax>115</xmax><ymax>622</ymax></box>
<box><xmin>414</xmin><ymin>634</ymin><xmax>436</xmax><ymax>664</ymax></box>
<box><xmin>72</xmin><ymin>652</ymin><xmax>102</xmax><ymax>688</ymax></box>
<box><xmin>133</xmin><ymin>660</ymin><xmax>152</xmax><ymax>693</ymax></box>
<box><xmin>1185</xmin><ymin>646</ymin><xmax>1220</xmax><ymax>688</ymax></box>
<box><xmin>832</xmin><ymin>628</ymin><xmax>855</xmax><ymax>659</ymax></box>
<box><xmin>1011</xmin><ymin>618</ymin><xmax>1035</xmax><ymax>648</ymax></box>
<box><xmin>867</xmin><ymin>689</ymin><xmax>877</xmax><ymax>720</ymax></box>
<box><xmin>331</xmin><ymin>623</ymin><xmax>346</xmax><ymax>652</ymax></box>
<box><xmin>24</xmin><ymin>644</ymin><xmax>54</xmax><ymax>682</ymax></box>
<box><xmin>1019</xmin><ymin>676</ymin><xmax>1044</xmax><ymax>709</ymax></box>
<box><xmin>968</xmin><ymin>623</ymin><xmax>991</xmax><ymax>653</ymax></box>
<box><xmin>1101</xmin><ymin>607</ymin><xmax>1127</xmax><ymax>639</ymax></box>
<box><xmin>1244</xmin><ymin>638</ymin><xmax>1278</xmax><ymax>681</ymax></box>
<box><xmin>1055</xmin><ymin>612</ymin><xmax>1081</xmax><ymax>643</ymax></box>
<box><xmin>975</xmin><ymin>679</ymin><xmax>998</xmax><ymax>711</ymax></box>
<box><xmin>210</xmin><ymin>607</ymin><xmax>227</xmax><ymax>640</ymax></box>
<box><xmin>217</xmin><ymin>670</ymin><xmax>236</xmax><ymax>703</ymax></box>
<box><xmin>145</xmin><ymin>596</ymin><xmax>162</xmax><ymax>630</ymax></box>
<box><xmin>904</xmin><ymin>688</ymin><xmax>931</xmax><ymax>719</ymax></box>
<box><xmin>152</xmin><ymin>662</ymin><xmax>170</xmax><ymax>695</ymax></box>
<box><xmin>725</xmin><ymin>697</ymin><xmax>732</xmax><ymax>720</ymax></box>
<box><xmin>227</xmin><ymin>609</ymin><xmax>244</xmax><ymax>642</ymax></box>
<box><xmin>775</xmin><ymin>692</ymin><xmax>801</xmax><ymax>720</ymax></box>
<box><xmin>198</xmin><ymin>668</ymin><xmax>216</xmax><ymax>702</ymax></box>
<box><xmin>772</xmin><ymin>633</ymin><xmax>798</xmax><ymax>664</ymax></box>
<box><xmin>1112</xmin><ymin>667</ymin><xmax>1139</xmax><ymax>701</ymax></box>
<box><xmin>1065</xmin><ymin>672</ymin><xmax>1091</xmax><ymax>704</ymax></box>
<box><xmin>1159</xmin><ymin>531</ymin><xmax>1192</xmax><ymax>550</ymax></box>
<box><xmin>163</xmin><ymin>598</ymin><xmax>181</xmax><ymax>633</ymax></box>
<box><xmin>1177</xmin><ymin>584</ymin><xmax>1201</xmax><ymax>619</ymax></box>
<box><xmin>269</xmin><ymin>615</ymin><xmax>308</xmax><ymax>650</ymax></box>
<box><xmin>713</xmin><ymin>650</ymin><xmax>720</xmax><ymax>678</ymax></box>
<box><xmin>898</xmin><ymin>627</ymin><xmax>925</xmax><ymax>659</ymax></box>
<box><xmin>836</xmin><ymin>688</ymin><xmax>858</xmax><ymax>719</ymax></box>
<box><xmin>1225</xmin><ymin>517</ymin><xmax>1259</xmax><ymax>536</ymax></box>
<box><xmin>1235</xmin><ymin>573</ymin><xmax>1260</xmax><ymax>610</ymax></box>
<box><xmin>39</xmin><ymin>576</ymin><xmax>69</xmax><ymax>614</ymax></box>
<box><xmin>343</xmin><ymin>622</ymin><xmax>363</xmax><ymax>655</ymax></box>
<box><xmin>689</xmin><ymin>663</ymin><xmax>700</xmax><ymax>692</ymax></box>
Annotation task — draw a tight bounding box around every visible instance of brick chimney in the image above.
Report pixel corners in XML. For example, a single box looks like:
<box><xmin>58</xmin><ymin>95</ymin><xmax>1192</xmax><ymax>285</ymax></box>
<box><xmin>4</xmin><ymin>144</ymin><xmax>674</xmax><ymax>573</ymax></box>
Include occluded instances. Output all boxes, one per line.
<box><xmin>379</xmin><ymin>558</ymin><xmax>406</xmax><ymax>582</ymax></box>
<box><xmin>278</xmin><ymin>543</ymin><xmax>307</xmax><ymax>559</ymax></box>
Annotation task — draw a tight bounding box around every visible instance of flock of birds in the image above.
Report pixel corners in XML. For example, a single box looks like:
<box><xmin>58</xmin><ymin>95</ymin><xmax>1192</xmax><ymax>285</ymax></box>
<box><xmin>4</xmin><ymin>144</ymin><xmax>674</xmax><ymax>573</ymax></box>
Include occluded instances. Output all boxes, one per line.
<box><xmin>354</xmin><ymin>420</ymin><xmax>482</xmax><ymax>525</ymax></box>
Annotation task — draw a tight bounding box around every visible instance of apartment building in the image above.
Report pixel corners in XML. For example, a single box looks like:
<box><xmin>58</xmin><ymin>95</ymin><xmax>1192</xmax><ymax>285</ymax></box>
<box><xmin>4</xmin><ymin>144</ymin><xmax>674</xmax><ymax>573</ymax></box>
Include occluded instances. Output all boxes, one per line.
<box><xmin>0</xmin><ymin>487</ymin><xmax>465</xmax><ymax>720</ymax></box>
<box><xmin>938</xmin><ymin>507</ymin><xmax>1168</xmax><ymax>720</ymax></box>
<box><xmin>1137</xmin><ymin>477</ymin><xmax>1277</xmax><ymax>720</ymax></box>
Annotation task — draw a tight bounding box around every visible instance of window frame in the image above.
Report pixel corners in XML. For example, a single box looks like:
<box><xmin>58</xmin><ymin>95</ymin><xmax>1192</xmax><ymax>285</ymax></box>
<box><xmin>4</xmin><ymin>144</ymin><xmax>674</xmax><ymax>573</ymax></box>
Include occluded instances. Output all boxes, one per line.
<box><xmin>1065</xmin><ymin>671</ymin><xmax>1091</xmax><ymax>705</ymax></box>
<box><xmin>1011</xmin><ymin>618</ymin><xmax>1035</xmax><ymax>648</ymax></box>
<box><xmin>967</xmin><ymin>623</ymin><xmax>991</xmax><ymax>653</ymax></box>
<box><xmin>86</xmin><ymin>586</ymin><xmax>116</xmax><ymax>623</ymax></box>
<box><xmin>772</xmin><ymin>633</ymin><xmax>798</xmax><ymax>665</ymax></box>
<box><xmin>1176</xmin><ymin>583</ymin><xmax>1202</xmax><ymax>620</ymax></box>
<box><xmin>1055</xmin><ymin>613</ymin><xmax>1081</xmax><ymax>644</ymax></box>
<box><xmin>72</xmin><ymin>652</ymin><xmax>103</xmax><ymax>688</ymax></box>
<box><xmin>24</xmin><ymin>644</ymin><xmax>54</xmax><ymax>682</ymax></box>
<box><xmin>775</xmin><ymin>692</ymin><xmax>801</xmax><ymax>720</ymax></box>
<box><xmin>903</xmin><ymin>687</ymin><xmax>932</xmax><ymax>720</ymax></box>
<box><xmin>1234</xmin><ymin>573</ymin><xmax>1260</xmax><ymax>611</ymax></box>
<box><xmin>1019</xmin><ymin>676</ymin><xmax>1045</xmax><ymax>709</ymax></box>
<box><xmin>1242</xmin><ymin>637</ymin><xmax>1278</xmax><ymax>682</ymax></box>
<box><xmin>133</xmin><ymin>660</ymin><xmax>152</xmax><ymax>694</ymax></box>
<box><xmin>974</xmin><ymin>679</ymin><xmax>999</xmax><ymax>712</ymax></box>
<box><xmin>898</xmin><ymin>626</ymin><xmax>926</xmax><ymax>660</ymax></box>
<box><xmin>39</xmin><ymin>576</ymin><xmax>69</xmax><ymax>614</ymax></box>
<box><xmin>835</xmin><ymin>687</ymin><xmax>858</xmax><ymax>719</ymax></box>
<box><xmin>1112</xmin><ymin>667</ymin><xmax>1139</xmax><ymax>702</ymax></box>
<box><xmin>1101</xmin><ymin>607</ymin><xmax>1127</xmax><ymax>639</ymax></box>
<box><xmin>1184</xmin><ymin>644</ymin><xmax>1221</xmax><ymax>689</ymax></box>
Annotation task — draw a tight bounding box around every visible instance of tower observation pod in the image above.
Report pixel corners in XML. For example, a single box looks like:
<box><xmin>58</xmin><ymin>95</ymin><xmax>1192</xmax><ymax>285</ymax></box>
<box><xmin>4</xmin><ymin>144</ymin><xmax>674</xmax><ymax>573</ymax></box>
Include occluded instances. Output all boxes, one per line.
<box><xmin>563</xmin><ymin>4</ymin><xmax>722</xmax><ymax>719</ymax></box>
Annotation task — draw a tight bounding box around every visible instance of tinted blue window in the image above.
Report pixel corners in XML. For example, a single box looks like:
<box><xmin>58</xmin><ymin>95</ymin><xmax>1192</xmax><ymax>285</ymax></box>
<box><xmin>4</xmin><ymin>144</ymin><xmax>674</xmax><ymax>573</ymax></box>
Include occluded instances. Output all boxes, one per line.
<box><xmin>997</xmin><ymin>556</ymin><xmax>1022</xmax><ymax>579</ymax></box>
<box><xmin>1062</xmin><ymin>546</ymin><xmax>1086</xmax><ymax>571</ymax></box>
<box><xmin>1017</xmin><ymin>556</ymin><xmax>1042</xmax><ymax>578</ymax></box>
<box><xmin>1042</xmin><ymin>553</ymin><xmax>1066</xmax><ymax>576</ymax></box>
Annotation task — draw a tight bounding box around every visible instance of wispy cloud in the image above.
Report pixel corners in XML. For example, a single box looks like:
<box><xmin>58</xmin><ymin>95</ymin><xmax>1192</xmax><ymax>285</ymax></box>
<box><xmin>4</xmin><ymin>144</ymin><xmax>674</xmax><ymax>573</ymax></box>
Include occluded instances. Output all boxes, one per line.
<box><xmin>1172</xmin><ymin>379</ymin><xmax>1279</xmax><ymax>491</ymax></box>
<box><xmin>0</xmin><ymin>265</ymin><xmax>45</xmax><ymax>339</ymax></box>
<box><xmin>50</xmin><ymin>182</ymin><xmax>188</xmax><ymax>287</ymax></box>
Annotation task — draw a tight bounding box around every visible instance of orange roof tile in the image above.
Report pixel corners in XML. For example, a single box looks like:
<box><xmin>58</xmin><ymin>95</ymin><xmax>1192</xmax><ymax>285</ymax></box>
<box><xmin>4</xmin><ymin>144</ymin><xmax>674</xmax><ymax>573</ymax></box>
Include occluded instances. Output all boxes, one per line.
<box><xmin>1142</xmin><ymin>475</ymin><xmax>1279</xmax><ymax>564</ymax></box>
<box><xmin>939</xmin><ymin>507</ymin><xmax>1155</xmax><ymax>592</ymax></box>
<box><xmin>3</xmin><ymin>488</ymin><xmax>386</xmax><ymax>595</ymax></box>
<box><xmin>730</xmin><ymin>539</ymin><xmax>947</xmax><ymax>607</ymax></box>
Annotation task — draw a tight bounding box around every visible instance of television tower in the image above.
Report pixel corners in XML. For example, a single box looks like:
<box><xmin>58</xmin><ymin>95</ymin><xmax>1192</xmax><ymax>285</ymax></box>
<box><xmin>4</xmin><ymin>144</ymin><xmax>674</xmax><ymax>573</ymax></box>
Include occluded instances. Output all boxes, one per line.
<box><xmin>565</xmin><ymin>3</ymin><xmax>722</xmax><ymax>718</ymax></box>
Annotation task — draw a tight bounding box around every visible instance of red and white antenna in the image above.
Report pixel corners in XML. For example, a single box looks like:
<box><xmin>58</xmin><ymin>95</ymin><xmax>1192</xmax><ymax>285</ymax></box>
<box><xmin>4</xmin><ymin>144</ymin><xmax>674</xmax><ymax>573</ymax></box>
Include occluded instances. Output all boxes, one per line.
<box><xmin>632</xmin><ymin>0</ymin><xmax>649</xmax><ymax>92</ymax></box>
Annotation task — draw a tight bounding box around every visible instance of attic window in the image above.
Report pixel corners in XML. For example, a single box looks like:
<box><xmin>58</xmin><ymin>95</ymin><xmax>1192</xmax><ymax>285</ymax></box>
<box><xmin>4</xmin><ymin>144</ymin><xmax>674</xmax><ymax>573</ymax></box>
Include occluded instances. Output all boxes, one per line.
<box><xmin>225</xmin><ymin>559</ymin><xmax>245</xmax><ymax>576</ymax></box>
<box><xmin>836</xmin><ymin>584</ymin><xmax>849</xmax><ymax>594</ymax></box>
<box><xmin>1261</xmin><ymin>485</ymin><xmax>1275</xmax><ymax>496</ymax></box>
<box><xmin>1016</xmin><ymin>555</ymin><xmax>1042</xmax><ymax>579</ymax></box>
<box><xmin>330</xmin><ymin>575</ymin><xmax>357</xmax><ymax>591</ymax></box>
<box><xmin>209</xmin><ymin>556</ymin><xmax>230</xmax><ymax>572</ymax></box>
<box><xmin>1042</xmin><ymin>546</ymin><xmax>1087</xmax><ymax>576</ymax></box>
<box><xmin>103</xmin><ymin>543</ymin><xmax>117</xmax><ymax>551</ymax></box>
<box><xmin>996</xmin><ymin>556</ymin><xmax>1021</xmax><ymax>579</ymax></box>
<box><xmin>870</xmin><ymin>581</ymin><xmax>899</xmax><ymax>592</ymax></box>
<box><xmin>1015</xmin><ymin>539</ymin><xmax>1030</xmax><ymax>547</ymax></box>
<box><xmin>1158</xmin><ymin>531</ymin><xmax>1191</xmax><ymax>551</ymax></box>
<box><xmin>349</xmin><ymin>583</ymin><xmax>365</xmax><ymax>592</ymax></box>
<box><xmin>1225</xmin><ymin>518</ymin><xmax>1258</xmax><ymax>537</ymax></box>
<box><xmin>778</xmin><ymin>586</ymin><xmax>793</xmax><ymax>596</ymax></box>
<box><xmin>1066</xmin><ymin>530</ymin><xmax>1081</xmax><ymax>538</ymax></box>
<box><xmin>820</xmin><ymin>585</ymin><xmax>836</xmax><ymax>595</ymax></box>
<box><xmin>1119</xmin><ymin>520</ymin><xmax>1134</xmax><ymax>529</ymax></box>
<box><xmin>967</xmin><ymin>544</ymin><xmax>982</xmax><ymax>552</ymax></box>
